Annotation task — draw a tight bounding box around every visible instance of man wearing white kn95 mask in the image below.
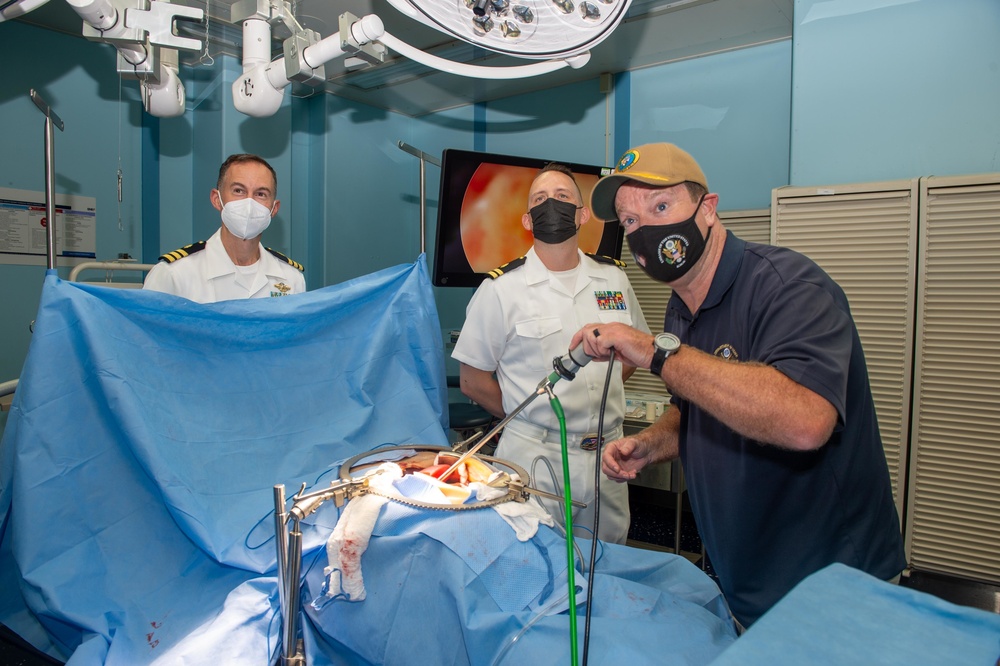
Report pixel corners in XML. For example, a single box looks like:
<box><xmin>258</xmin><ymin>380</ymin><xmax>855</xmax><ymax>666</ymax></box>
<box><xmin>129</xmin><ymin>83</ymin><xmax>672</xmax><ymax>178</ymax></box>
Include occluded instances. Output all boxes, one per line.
<box><xmin>143</xmin><ymin>153</ymin><xmax>305</xmax><ymax>303</ymax></box>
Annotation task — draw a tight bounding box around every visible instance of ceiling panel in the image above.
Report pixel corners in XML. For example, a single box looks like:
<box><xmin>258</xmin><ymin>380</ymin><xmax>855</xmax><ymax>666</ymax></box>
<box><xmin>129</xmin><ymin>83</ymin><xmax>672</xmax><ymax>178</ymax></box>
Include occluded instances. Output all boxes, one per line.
<box><xmin>13</xmin><ymin>0</ymin><xmax>793</xmax><ymax>116</ymax></box>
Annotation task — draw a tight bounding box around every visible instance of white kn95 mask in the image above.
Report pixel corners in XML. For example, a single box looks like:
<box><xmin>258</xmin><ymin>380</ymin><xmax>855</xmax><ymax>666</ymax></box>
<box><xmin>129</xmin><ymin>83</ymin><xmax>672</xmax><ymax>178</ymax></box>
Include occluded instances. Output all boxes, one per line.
<box><xmin>220</xmin><ymin>197</ymin><xmax>274</xmax><ymax>240</ymax></box>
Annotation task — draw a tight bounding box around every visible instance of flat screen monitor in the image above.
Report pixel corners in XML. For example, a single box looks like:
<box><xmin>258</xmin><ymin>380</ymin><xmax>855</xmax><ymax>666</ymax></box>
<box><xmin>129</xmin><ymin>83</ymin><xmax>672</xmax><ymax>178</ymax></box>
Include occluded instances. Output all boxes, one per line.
<box><xmin>432</xmin><ymin>149</ymin><xmax>623</xmax><ymax>288</ymax></box>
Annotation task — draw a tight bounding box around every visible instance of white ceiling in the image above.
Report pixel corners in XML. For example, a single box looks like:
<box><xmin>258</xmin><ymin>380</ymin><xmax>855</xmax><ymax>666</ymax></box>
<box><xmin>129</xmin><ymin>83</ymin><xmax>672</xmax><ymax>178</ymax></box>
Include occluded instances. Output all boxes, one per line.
<box><xmin>15</xmin><ymin>0</ymin><xmax>793</xmax><ymax>116</ymax></box>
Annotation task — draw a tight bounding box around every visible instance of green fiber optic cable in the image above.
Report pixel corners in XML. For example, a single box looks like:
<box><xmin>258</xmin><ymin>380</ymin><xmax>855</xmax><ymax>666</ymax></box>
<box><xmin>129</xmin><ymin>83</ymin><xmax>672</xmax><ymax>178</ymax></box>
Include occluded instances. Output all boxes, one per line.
<box><xmin>548</xmin><ymin>391</ymin><xmax>578</xmax><ymax>666</ymax></box>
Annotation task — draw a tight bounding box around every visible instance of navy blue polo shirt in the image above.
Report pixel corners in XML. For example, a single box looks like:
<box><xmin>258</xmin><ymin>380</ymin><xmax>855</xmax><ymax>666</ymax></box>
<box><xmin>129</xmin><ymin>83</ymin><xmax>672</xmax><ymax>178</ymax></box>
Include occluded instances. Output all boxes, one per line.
<box><xmin>665</xmin><ymin>232</ymin><xmax>906</xmax><ymax>627</ymax></box>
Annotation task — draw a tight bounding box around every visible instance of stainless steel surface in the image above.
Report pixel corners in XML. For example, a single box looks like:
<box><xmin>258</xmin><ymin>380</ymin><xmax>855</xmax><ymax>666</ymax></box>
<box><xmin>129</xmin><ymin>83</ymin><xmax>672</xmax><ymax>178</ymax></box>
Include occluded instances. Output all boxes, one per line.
<box><xmin>43</xmin><ymin>105</ymin><xmax>56</xmax><ymax>269</ymax></box>
<box><xmin>0</xmin><ymin>379</ymin><xmax>17</xmax><ymax>399</ymax></box>
<box><xmin>272</xmin><ymin>485</ymin><xmax>289</xmax><ymax>663</ymax></box>
<box><xmin>14</xmin><ymin>0</ymin><xmax>793</xmax><ymax>116</ymax></box>
<box><xmin>396</xmin><ymin>141</ymin><xmax>441</xmax><ymax>254</ymax></box>
<box><xmin>68</xmin><ymin>261</ymin><xmax>157</xmax><ymax>282</ymax></box>
<box><xmin>31</xmin><ymin>90</ymin><xmax>63</xmax><ymax>270</ymax></box>
<box><xmin>521</xmin><ymin>483</ymin><xmax>586</xmax><ymax>509</ymax></box>
<box><xmin>282</xmin><ymin>513</ymin><xmax>302</xmax><ymax>664</ymax></box>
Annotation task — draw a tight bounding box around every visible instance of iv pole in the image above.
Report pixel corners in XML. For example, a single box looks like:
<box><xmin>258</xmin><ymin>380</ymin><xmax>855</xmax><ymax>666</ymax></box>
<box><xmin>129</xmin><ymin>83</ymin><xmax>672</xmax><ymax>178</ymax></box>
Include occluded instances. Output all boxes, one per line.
<box><xmin>30</xmin><ymin>89</ymin><xmax>64</xmax><ymax>270</ymax></box>
<box><xmin>396</xmin><ymin>141</ymin><xmax>441</xmax><ymax>256</ymax></box>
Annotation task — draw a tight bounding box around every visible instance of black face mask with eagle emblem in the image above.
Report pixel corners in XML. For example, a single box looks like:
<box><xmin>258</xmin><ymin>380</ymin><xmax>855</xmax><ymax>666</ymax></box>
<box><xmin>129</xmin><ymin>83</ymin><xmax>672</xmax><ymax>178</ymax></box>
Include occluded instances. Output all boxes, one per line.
<box><xmin>626</xmin><ymin>195</ymin><xmax>708</xmax><ymax>283</ymax></box>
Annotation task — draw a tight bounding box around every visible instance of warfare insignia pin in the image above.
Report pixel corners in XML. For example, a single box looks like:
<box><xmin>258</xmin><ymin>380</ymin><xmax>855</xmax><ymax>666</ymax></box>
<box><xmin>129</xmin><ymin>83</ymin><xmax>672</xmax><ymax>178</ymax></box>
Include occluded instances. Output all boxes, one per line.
<box><xmin>594</xmin><ymin>290</ymin><xmax>626</xmax><ymax>311</ymax></box>
<box><xmin>270</xmin><ymin>282</ymin><xmax>292</xmax><ymax>297</ymax></box>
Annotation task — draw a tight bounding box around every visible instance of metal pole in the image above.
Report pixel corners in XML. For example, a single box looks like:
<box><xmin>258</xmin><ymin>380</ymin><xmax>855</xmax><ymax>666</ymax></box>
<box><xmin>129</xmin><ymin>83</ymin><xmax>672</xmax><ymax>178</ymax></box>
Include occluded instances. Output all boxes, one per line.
<box><xmin>396</xmin><ymin>141</ymin><xmax>440</xmax><ymax>257</ymax></box>
<box><xmin>282</xmin><ymin>516</ymin><xmax>304</xmax><ymax>665</ymax></box>
<box><xmin>273</xmin><ymin>485</ymin><xmax>290</xmax><ymax>656</ymax></box>
<box><xmin>30</xmin><ymin>90</ymin><xmax>64</xmax><ymax>271</ymax></box>
<box><xmin>43</xmin><ymin>115</ymin><xmax>56</xmax><ymax>269</ymax></box>
<box><xmin>418</xmin><ymin>157</ymin><xmax>426</xmax><ymax>254</ymax></box>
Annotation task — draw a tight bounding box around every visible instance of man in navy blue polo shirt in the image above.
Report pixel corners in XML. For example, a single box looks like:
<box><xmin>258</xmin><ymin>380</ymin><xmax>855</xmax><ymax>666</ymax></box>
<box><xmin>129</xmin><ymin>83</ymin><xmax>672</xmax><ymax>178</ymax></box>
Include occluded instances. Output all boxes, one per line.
<box><xmin>570</xmin><ymin>143</ymin><xmax>906</xmax><ymax>629</ymax></box>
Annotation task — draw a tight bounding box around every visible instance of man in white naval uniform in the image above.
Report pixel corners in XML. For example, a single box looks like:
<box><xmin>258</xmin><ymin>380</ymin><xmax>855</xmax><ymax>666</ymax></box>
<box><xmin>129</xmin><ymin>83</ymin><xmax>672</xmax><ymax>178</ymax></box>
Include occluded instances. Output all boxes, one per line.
<box><xmin>143</xmin><ymin>153</ymin><xmax>305</xmax><ymax>303</ymax></box>
<box><xmin>452</xmin><ymin>163</ymin><xmax>649</xmax><ymax>543</ymax></box>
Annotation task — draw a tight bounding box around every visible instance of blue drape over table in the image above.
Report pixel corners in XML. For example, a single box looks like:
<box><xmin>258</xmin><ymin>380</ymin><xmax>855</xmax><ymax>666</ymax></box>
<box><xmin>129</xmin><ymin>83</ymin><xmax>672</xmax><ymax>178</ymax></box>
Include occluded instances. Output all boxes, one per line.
<box><xmin>0</xmin><ymin>259</ymin><xmax>449</xmax><ymax>662</ymax></box>
<box><xmin>0</xmin><ymin>257</ymin><xmax>738</xmax><ymax>665</ymax></box>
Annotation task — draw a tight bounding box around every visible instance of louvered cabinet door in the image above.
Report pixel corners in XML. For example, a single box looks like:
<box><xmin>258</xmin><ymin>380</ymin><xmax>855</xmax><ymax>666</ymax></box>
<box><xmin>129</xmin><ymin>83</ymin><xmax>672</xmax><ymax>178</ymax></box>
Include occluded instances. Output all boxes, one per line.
<box><xmin>771</xmin><ymin>181</ymin><xmax>919</xmax><ymax>519</ymax></box>
<box><xmin>908</xmin><ymin>174</ymin><xmax>1000</xmax><ymax>582</ymax></box>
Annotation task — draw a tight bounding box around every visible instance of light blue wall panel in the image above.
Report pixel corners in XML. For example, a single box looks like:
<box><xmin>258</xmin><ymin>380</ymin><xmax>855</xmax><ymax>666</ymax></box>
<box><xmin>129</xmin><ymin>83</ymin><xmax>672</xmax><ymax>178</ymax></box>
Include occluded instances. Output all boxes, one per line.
<box><xmin>484</xmin><ymin>77</ymin><xmax>613</xmax><ymax>168</ymax></box>
<box><xmin>630</xmin><ymin>39</ymin><xmax>793</xmax><ymax>210</ymax></box>
<box><xmin>153</xmin><ymin>60</ymin><xmax>210</xmax><ymax>259</ymax></box>
<box><xmin>0</xmin><ymin>23</ymin><xmax>144</xmax><ymax>382</ymax></box>
<box><xmin>791</xmin><ymin>0</ymin><xmax>1000</xmax><ymax>185</ymax></box>
<box><xmin>322</xmin><ymin>97</ymin><xmax>427</xmax><ymax>286</ymax></box>
<box><xmin>318</xmin><ymin>95</ymin><xmax>479</xmax><ymax>293</ymax></box>
<box><xmin>290</xmin><ymin>93</ymin><xmax>327</xmax><ymax>291</ymax></box>
<box><xmin>407</xmin><ymin>106</ymin><xmax>479</xmax><ymax>369</ymax></box>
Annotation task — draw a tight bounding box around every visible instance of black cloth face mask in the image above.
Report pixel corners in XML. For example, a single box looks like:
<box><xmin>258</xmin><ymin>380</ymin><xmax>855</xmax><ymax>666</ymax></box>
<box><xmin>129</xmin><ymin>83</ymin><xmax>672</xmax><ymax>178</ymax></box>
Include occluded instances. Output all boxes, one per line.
<box><xmin>626</xmin><ymin>195</ymin><xmax>709</xmax><ymax>283</ymax></box>
<box><xmin>529</xmin><ymin>198</ymin><xmax>580</xmax><ymax>244</ymax></box>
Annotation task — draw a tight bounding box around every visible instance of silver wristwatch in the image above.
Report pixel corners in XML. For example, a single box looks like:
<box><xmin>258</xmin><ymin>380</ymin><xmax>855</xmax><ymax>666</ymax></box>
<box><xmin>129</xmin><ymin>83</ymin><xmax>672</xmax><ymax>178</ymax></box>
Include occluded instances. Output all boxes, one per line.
<box><xmin>650</xmin><ymin>332</ymin><xmax>681</xmax><ymax>376</ymax></box>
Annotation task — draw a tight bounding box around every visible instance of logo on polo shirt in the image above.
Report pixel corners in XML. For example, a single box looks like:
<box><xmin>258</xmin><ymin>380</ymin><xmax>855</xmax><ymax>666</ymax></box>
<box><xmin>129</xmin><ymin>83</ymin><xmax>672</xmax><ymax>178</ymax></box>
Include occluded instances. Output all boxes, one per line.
<box><xmin>714</xmin><ymin>344</ymin><xmax>739</xmax><ymax>361</ymax></box>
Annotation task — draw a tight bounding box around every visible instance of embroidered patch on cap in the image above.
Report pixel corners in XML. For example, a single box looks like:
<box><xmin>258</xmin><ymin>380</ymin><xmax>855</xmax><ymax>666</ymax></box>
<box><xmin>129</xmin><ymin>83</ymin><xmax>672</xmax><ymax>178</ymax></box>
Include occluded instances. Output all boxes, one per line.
<box><xmin>616</xmin><ymin>149</ymin><xmax>639</xmax><ymax>172</ymax></box>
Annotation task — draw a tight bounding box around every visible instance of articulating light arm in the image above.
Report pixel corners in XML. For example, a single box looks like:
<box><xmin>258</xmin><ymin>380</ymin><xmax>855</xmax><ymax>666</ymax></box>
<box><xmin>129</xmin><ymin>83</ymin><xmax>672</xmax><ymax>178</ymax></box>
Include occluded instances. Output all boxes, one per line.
<box><xmin>376</xmin><ymin>33</ymin><xmax>590</xmax><ymax>80</ymax></box>
<box><xmin>65</xmin><ymin>0</ymin><xmax>203</xmax><ymax>117</ymax></box>
<box><xmin>233</xmin><ymin>11</ymin><xmax>387</xmax><ymax>118</ymax></box>
<box><xmin>233</xmin><ymin>9</ymin><xmax>592</xmax><ymax>118</ymax></box>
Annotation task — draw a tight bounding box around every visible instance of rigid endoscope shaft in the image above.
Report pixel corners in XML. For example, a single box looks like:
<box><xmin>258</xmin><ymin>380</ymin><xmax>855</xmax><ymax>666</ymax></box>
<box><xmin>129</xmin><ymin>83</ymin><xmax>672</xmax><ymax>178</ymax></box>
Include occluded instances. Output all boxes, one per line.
<box><xmin>439</xmin><ymin>346</ymin><xmax>594</xmax><ymax>480</ymax></box>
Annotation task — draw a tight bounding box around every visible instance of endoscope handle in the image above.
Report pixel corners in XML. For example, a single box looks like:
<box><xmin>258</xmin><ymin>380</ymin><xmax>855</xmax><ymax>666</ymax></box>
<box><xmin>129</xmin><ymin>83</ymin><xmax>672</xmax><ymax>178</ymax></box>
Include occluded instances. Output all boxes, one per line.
<box><xmin>552</xmin><ymin>345</ymin><xmax>594</xmax><ymax>381</ymax></box>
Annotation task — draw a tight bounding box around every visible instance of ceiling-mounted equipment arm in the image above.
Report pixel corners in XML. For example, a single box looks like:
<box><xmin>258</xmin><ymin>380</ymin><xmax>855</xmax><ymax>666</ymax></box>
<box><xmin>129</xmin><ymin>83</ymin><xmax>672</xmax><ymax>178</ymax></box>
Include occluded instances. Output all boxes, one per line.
<box><xmin>67</xmin><ymin>0</ymin><xmax>203</xmax><ymax>117</ymax></box>
<box><xmin>232</xmin><ymin>7</ymin><xmax>388</xmax><ymax>118</ymax></box>
<box><xmin>232</xmin><ymin>7</ymin><xmax>595</xmax><ymax>118</ymax></box>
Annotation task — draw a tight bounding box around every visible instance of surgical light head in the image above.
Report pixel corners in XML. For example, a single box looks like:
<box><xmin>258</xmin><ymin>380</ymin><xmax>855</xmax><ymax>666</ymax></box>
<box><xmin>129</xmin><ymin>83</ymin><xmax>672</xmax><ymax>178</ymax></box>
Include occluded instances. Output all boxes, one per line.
<box><xmin>0</xmin><ymin>0</ymin><xmax>50</xmax><ymax>22</ymax></box>
<box><xmin>384</xmin><ymin>0</ymin><xmax>631</xmax><ymax>59</ymax></box>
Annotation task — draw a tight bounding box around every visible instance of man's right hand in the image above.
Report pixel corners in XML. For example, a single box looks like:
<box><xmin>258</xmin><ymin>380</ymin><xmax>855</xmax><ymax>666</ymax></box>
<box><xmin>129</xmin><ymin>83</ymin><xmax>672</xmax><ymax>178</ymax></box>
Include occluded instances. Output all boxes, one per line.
<box><xmin>571</xmin><ymin>322</ymin><xmax>655</xmax><ymax>371</ymax></box>
<box><xmin>602</xmin><ymin>435</ymin><xmax>655</xmax><ymax>482</ymax></box>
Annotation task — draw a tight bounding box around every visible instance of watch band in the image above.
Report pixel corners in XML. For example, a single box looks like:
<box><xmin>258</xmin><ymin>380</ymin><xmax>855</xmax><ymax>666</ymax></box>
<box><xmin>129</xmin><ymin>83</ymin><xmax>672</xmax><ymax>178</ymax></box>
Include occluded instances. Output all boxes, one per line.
<box><xmin>650</xmin><ymin>346</ymin><xmax>668</xmax><ymax>377</ymax></box>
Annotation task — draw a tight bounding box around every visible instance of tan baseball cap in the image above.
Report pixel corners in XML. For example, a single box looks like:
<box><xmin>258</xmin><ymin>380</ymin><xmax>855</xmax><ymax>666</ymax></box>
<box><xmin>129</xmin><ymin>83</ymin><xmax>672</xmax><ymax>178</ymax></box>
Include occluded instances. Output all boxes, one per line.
<box><xmin>590</xmin><ymin>143</ymin><xmax>708</xmax><ymax>221</ymax></box>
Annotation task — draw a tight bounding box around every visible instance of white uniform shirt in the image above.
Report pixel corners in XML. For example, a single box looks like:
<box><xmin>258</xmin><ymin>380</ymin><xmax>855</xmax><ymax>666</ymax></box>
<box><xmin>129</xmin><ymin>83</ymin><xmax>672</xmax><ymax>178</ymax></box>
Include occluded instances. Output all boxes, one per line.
<box><xmin>453</xmin><ymin>247</ymin><xmax>650</xmax><ymax>434</ymax></box>
<box><xmin>143</xmin><ymin>229</ymin><xmax>305</xmax><ymax>303</ymax></box>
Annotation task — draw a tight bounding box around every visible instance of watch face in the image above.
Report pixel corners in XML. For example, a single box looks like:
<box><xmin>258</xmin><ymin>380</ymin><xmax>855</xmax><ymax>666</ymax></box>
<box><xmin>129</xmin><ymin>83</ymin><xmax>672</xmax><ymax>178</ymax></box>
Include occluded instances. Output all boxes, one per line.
<box><xmin>655</xmin><ymin>332</ymin><xmax>681</xmax><ymax>353</ymax></box>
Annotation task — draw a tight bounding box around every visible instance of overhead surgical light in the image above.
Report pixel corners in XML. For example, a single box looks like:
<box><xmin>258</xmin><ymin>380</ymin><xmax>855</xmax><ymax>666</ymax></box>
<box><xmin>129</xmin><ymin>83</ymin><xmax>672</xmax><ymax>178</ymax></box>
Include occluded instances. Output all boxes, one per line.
<box><xmin>232</xmin><ymin>0</ymin><xmax>632</xmax><ymax>117</ymax></box>
<box><xmin>383</xmin><ymin>0</ymin><xmax>632</xmax><ymax>59</ymax></box>
<box><xmin>0</xmin><ymin>0</ymin><xmax>49</xmax><ymax>21</ymax></box>
<box><xmin>3</xmin><ymin>0</ymin><xmax>632</xmax><ymax>118</ymax></box>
